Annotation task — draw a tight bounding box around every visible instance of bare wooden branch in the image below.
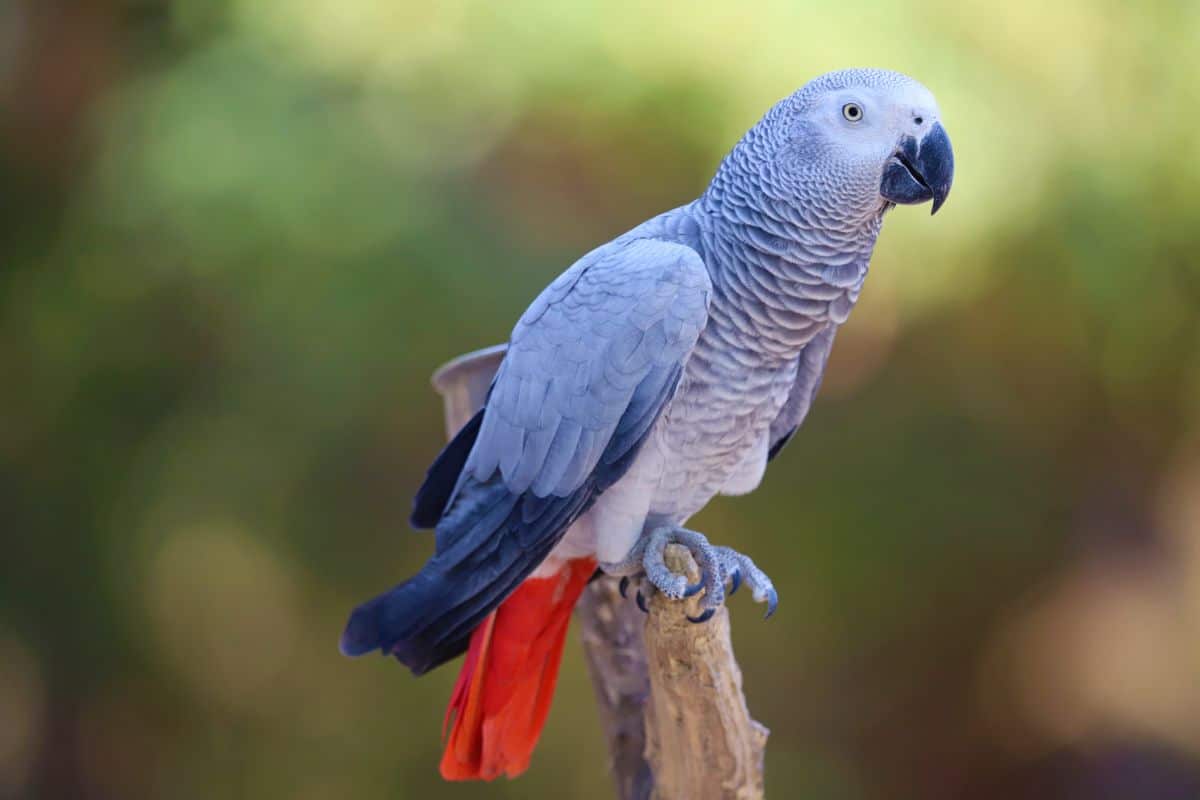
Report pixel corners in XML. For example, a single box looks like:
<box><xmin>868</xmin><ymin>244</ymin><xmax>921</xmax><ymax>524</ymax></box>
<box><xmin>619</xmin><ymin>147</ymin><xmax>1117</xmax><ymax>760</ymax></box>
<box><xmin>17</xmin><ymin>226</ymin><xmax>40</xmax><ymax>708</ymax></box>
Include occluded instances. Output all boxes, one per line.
<box><xmin>642</xmin><ymin>545</ymin><xmax>769</xmax><ymax>800</ymax></box>
<box><xmin>577</xmin><ymin>578</ymin><xmax>654</xmax><ymax>800</ymax></box>
<box><xmin>430</xmin><ymin>346</ymin><xmax>768</xmax><ymax>799</ymax></box>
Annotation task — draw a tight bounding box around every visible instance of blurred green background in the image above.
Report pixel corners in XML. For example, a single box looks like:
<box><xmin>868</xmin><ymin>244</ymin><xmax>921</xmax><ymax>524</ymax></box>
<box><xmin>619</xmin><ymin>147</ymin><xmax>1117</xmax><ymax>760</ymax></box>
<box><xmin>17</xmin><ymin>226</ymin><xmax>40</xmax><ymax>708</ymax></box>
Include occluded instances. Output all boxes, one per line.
<box><xmin>3</xmin><ymin>1</ymin><xmax>1200</xmax><ymax>798</ymax></box>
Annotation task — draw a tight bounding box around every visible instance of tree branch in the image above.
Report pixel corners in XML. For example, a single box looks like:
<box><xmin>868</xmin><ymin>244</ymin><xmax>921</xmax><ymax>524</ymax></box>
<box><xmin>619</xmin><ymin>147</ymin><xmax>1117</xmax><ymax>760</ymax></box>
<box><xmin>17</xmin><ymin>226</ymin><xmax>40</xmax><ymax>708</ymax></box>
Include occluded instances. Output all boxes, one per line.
<box><xmin>642</xmin><ymin>545</ymin><xmax>768</xmax><ymax>800</ymax></box>
<box><xmin>577</xmin><ymin>576</ymin><xmax>655</xmax><ymax>800</ymax></box>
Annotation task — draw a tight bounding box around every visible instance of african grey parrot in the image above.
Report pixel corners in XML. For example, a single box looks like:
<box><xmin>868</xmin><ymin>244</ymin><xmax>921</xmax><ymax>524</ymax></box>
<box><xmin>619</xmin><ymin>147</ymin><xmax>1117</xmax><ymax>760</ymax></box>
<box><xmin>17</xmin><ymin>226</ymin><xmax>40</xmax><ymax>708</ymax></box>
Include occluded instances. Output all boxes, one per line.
<box><xmin>341</xmin><ymin>68</ymin><xmax>954</xmax><ymax>780</ymax></box>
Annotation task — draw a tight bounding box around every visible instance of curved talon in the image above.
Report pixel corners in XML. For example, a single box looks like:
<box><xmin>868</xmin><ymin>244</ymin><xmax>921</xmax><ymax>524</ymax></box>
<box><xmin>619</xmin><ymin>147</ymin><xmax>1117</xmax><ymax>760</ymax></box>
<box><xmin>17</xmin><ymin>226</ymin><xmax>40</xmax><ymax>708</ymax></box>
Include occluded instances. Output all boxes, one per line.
<box><xmin>601</xmin><ymin>527</ymin><xmax>776</xmax><ymax>620</ymax></box>
<box><xmin>727</xmin><ymin>568</ymin><xmax>742</xmax><ymax>596</ymax></box>
<box><xmin>763</xmin><ymin>587</ymin><xmax>779</xmax><ymax>619</ymax></box>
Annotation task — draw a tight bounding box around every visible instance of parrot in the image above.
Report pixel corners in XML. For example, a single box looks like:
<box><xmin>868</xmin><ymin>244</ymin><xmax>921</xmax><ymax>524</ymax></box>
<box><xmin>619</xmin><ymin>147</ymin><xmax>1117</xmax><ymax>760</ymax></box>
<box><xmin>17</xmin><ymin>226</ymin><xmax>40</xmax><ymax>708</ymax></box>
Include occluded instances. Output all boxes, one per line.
<box><xmin>340</xmin><ymin>68</ymin><xmax>954</xmax><ymax>781</ymax></box>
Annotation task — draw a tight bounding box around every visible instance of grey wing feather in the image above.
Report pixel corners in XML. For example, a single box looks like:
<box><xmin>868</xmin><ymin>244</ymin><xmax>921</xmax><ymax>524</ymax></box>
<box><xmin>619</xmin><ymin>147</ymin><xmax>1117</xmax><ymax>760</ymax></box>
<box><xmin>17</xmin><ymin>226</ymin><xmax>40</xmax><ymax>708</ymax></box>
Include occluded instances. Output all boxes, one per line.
<box><xmin>342</xmin><ymin>235</ymin><xmax>711</xmax><ymax>675</ymax></box>
<box><xmin>467</xmin><ymin>237</ymin><xmax>712</xmax><ymax>497</ymax></box>
<box><xmin>767</xmin><ymin>324</ymin><xmax>837</xmax><ymax>461</ymax></box>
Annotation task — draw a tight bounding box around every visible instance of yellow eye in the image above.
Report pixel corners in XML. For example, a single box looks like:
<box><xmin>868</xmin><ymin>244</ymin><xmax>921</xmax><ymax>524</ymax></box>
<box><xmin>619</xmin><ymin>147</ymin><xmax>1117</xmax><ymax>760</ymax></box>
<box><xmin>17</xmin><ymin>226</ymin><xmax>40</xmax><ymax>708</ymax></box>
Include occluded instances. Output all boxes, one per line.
<box><xmin>842</xmin><ymin>103</ymin><xmax>864</xmax><ymax>122</ymax></box>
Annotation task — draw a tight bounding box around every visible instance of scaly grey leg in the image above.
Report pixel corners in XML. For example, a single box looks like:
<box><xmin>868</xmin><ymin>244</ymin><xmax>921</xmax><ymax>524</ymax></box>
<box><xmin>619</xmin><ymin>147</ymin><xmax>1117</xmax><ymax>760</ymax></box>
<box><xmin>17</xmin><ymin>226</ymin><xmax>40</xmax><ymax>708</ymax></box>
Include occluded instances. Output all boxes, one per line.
<box><xmin>601</xmin><ymin>526</ymin><xmax>778</xmax><ymax>623</ymax></box>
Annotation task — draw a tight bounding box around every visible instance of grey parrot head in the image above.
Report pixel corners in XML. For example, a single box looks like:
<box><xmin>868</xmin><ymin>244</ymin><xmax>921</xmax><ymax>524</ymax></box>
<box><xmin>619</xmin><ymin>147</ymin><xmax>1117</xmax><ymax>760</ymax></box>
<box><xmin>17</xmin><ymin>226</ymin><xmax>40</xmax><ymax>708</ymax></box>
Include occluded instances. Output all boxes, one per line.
<box><xmin>730</xmin><ymin>68</ymin><xmax>954</xmax><ymax>219</ymax></box>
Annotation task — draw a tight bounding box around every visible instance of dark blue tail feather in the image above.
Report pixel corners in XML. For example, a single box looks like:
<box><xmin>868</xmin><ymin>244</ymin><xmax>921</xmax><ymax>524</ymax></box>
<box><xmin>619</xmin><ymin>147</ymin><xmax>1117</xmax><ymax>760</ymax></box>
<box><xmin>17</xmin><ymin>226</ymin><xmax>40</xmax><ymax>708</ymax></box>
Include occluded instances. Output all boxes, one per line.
<box><xmin>410</xmin><ymin>409</ymin><xmax>484</xmax><ymax>529</ymax></box>
<box><xmin>340</xmin><ymin>476</ymin><xmax>597</xmax><ymax>675</ymax></box>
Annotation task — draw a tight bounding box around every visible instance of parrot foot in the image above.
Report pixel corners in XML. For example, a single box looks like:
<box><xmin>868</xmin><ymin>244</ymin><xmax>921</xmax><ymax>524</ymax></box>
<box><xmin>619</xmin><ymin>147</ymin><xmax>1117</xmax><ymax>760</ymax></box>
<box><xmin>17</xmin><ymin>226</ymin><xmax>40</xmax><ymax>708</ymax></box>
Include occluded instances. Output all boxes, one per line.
<box><xmin>600</xmin><ymin>527</ymin><xmax>777</xmax><ymax>622</ymax></box>
<box><xmin>711</xmin><ymin>545</ymin><xmax>777</xmax><ymax>619</ymax></box>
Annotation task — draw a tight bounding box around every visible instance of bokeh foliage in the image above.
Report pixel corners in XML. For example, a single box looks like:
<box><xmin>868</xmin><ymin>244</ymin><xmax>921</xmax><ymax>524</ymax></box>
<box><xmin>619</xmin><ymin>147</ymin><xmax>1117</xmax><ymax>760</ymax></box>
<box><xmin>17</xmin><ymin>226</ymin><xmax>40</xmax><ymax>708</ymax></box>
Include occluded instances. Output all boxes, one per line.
<box><xmin>2</xmin><ymin>1</ymin><xmax>1199</xmax><ymax>798</ymax></box>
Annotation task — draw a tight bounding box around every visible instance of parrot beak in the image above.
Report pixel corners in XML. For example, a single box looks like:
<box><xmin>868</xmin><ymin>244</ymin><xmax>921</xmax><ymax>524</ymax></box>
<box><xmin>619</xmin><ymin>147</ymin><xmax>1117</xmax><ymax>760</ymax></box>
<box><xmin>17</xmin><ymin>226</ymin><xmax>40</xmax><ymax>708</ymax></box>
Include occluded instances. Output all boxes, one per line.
<box><xmin>880</xmin><ymin>122</ymin><xmax>954</xmax><ymax>215</ymax></box>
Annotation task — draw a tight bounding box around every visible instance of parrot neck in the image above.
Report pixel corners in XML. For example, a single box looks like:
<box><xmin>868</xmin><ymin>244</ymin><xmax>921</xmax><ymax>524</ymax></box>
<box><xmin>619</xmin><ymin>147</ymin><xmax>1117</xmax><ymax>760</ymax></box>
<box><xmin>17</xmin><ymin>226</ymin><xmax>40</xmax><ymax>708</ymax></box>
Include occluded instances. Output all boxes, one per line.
<box><xmin>693</xmin><ymin>174</ymin><xmax>884</xmax><ymax>362</ymax></box>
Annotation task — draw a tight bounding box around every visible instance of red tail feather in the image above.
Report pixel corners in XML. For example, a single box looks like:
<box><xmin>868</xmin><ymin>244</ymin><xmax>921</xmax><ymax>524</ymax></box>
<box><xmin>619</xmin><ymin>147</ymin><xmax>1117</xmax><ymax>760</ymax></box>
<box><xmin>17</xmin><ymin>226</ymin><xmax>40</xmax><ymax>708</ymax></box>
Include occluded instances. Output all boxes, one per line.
<box><xmin>440</xmin><ymin>558</ymin><xmax>595</xmax><ymax>781</ymax></box>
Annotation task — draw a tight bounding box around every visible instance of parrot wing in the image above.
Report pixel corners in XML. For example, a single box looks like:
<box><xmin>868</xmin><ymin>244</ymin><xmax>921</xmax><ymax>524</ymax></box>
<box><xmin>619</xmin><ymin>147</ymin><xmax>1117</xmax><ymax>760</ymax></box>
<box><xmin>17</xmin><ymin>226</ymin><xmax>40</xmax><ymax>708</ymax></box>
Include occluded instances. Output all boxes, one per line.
<box><xmin>345</xmin><ymin>236</ymin><xmax>711</xmax><ymax>674</ymax></box>
<box><xmin>767</xmin><ymin>323</ymin><xmax>837</xmax><ymax>461</ymax></box>
<box><xmin>466</xmin><ymin>236</ymin><xmax>711</xmax><ymax>498</ymax></box>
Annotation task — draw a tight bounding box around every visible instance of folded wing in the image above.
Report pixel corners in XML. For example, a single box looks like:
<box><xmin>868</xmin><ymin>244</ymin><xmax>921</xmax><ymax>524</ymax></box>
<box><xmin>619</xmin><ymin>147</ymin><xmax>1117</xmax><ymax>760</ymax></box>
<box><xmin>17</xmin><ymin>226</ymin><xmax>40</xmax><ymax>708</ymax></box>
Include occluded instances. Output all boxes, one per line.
<box><xmin>767</xmin><ymin>324</ymin><xmax>837</xmax><ymax>461</ymax></box>
<box><xmin>341</xmin><ymin>237</ymin><xmax>712</xmax><ymax>674</ymax></box>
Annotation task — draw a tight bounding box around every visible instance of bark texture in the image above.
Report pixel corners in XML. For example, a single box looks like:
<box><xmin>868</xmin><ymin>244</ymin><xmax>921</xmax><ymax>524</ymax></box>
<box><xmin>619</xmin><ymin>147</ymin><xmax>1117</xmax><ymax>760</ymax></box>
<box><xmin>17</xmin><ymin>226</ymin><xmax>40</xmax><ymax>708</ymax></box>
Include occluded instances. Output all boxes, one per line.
<box><xmin>577</xmin><ymin>577</ymin><xmax>655</xmax><ymax>800</ymax></box>
<box><xmin>642</xmin><ymin>545</ymin><xmax>769</xmax><ymax>800</ymax></box>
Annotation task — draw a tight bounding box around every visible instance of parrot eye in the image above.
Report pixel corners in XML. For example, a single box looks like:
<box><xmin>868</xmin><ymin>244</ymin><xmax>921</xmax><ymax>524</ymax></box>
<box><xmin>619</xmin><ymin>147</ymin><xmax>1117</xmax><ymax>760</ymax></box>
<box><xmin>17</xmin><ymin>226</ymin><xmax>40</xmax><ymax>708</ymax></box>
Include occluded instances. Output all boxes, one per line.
<box><xmin>842</xmin><ymin>103</ymin><xmax>864</xmax><ymax>122</ymax></box>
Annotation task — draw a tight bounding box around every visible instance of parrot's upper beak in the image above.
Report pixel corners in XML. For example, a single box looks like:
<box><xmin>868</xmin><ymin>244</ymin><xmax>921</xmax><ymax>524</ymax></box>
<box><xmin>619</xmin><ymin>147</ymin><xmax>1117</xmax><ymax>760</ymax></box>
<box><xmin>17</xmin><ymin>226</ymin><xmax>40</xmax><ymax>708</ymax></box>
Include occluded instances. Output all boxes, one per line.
<box><xmin>880</xmin><ymin>122</ymin><xmax>954</xmax><ymax>215</ymax></box>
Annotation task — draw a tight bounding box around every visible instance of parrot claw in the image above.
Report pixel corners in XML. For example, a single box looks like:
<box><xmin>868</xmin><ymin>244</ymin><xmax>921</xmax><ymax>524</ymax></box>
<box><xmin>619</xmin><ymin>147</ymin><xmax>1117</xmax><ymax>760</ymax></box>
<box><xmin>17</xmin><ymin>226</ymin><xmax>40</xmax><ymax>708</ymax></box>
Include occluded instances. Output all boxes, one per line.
<box><xmin>713</xmin><ymin>545</ymin><xmax>777</xmax><ymax>620</ymax></box>
<box><xmin>619</xmin><ymin>575</ymin><xmax>631</xmax><ymax>599</ymax></box>
<box><xmin>599</xmin><ymin>527</ymin><xmax>776</xmax><ymax>621</ymax></box>
<box><xmin>763</xmin><ymin>587</ymin><xmax>778</xmax><ymax>619</ymax></box>
<box><xmin>727</xmin><ymin>567</ymin><xmax>742</xmax><ymax>596</ymax></box>
<box><xmin>636</xmin><ymin>590</ymin><xmax>650</xmax><ymax>614</ymax></box>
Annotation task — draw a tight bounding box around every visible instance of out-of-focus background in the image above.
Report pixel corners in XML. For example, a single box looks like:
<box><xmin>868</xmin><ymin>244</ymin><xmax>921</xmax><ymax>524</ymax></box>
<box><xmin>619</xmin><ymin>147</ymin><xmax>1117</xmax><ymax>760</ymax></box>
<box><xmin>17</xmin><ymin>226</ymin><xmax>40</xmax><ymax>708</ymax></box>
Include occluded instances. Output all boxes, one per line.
<box><xmin>3</xmin><ymin>1</ymin><xmax>1200</xmax><ymax>798</ymax></box>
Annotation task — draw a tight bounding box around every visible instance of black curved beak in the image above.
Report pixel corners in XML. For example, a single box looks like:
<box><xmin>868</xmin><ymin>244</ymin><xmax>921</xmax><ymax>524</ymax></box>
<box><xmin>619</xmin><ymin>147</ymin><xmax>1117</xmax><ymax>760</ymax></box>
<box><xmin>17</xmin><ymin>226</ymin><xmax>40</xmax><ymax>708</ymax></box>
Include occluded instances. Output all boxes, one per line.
<box><xmin>880</xmin><ymin>121</ymin><xmax>954</xmax><ymax>215</ymax></box>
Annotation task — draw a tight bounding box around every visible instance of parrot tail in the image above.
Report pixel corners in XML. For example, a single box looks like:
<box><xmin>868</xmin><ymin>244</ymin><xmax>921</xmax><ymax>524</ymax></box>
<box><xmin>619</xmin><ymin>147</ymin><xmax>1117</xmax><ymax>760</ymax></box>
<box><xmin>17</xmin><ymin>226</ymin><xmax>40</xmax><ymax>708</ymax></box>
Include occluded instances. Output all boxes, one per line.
<box><xmin>439</xmin><ymin>557</ymin><xmax>596</xmax><ymax>781</ymax></box>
